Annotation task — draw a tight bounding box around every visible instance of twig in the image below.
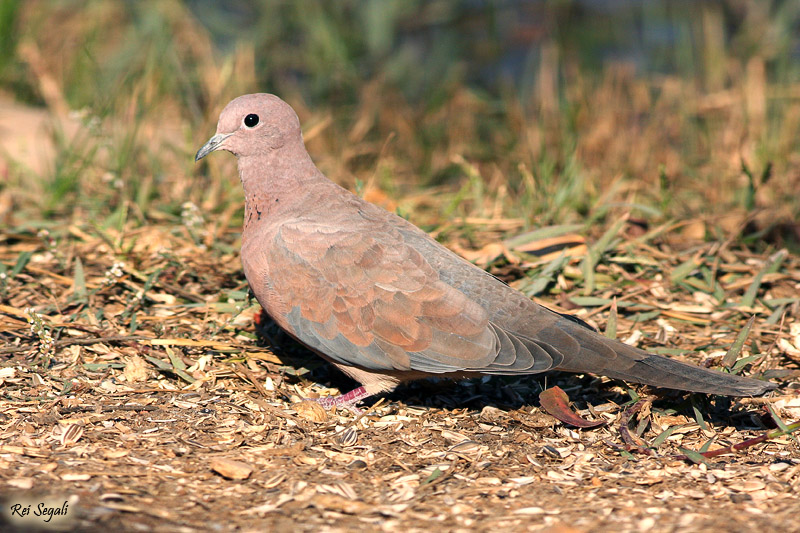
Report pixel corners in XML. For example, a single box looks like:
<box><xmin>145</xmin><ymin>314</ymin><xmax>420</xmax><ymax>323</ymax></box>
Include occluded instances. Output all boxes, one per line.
<box><xmin>672</xmin><ymin>420</ymin><xmax>800</xmax><ymax>461</ymax></box>
<box><xmin>233</xmin><ymin>362</ymin><xmax>272</xmax><ymax>399</ymax></box>
<box><xmin>618</xmin><ymin>399</ymin><xmax>655</xmax><ymax>455</ymax></box>
<box><xmin>617</xmin><ymin>418</ymin><xmax>800</xmax><ymax>461</ymax></box>
<box><xmin>59</xmin><ymin>404</ymin><xmax>159</xmax><ymax>413</ymax></box>
<box><xmin>0</xmin><ymin>335</ymin><xmax>151</xmax><ymax>354</ymax></box>
<box><xmin>155</xmin><ymin>281</ymin><xmax>207</xmax><ymax>303</ymax></box>
<box><xmin>232</xmin><ymin>363</ymin><xmax>306</xmax><ymax>426</ymax></box>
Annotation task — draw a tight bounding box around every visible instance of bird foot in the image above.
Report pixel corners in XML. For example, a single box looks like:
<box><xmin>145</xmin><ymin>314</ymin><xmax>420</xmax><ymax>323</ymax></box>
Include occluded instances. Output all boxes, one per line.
<box><xmin>312</xmin><ymin>386</ymin><xmax>371</xmax><ymax>414</ymax></box>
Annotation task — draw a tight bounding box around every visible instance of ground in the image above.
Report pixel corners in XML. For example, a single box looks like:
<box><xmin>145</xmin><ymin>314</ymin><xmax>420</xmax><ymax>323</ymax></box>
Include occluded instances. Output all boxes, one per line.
<box><xmin>1</xmin><ymin>222</ymin><xmax>799</xmax><ymax>533</ymax></box>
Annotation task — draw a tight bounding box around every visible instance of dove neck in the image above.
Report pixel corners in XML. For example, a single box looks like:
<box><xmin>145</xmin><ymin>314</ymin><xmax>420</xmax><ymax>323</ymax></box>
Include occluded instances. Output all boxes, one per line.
<box><xmin>237</xmin><ymin>145</ymin><xmax>322</xmax><ymax>225</ymax></box>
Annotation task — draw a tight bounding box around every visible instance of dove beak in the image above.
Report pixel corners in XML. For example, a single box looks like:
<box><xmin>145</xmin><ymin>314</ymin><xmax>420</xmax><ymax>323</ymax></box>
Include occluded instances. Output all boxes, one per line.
<box><xmin>195</xmin><ymin>133</ymin><xmax>233</xmax><ymax>162</ymax></box>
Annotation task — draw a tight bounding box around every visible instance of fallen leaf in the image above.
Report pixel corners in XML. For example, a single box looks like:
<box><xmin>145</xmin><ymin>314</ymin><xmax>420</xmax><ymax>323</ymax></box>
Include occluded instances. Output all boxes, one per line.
<box><xmin>209</xmin><ymin>458</ymin><xmax>253</xmax><ymax>480</ymax></box>
<box><xmin>293</xmin><ymin>401</ymin><xmax>328</xmax><ymax>423</ymax></box>
<box><xmin>123</xmin><ymin>355</ymin><xmax>149</xmax><ymax>382</ymax></box>
<box><xmin>539</xmin><ymin>386</ymin><xmax>606</xmax><ymax>428</ymax></box>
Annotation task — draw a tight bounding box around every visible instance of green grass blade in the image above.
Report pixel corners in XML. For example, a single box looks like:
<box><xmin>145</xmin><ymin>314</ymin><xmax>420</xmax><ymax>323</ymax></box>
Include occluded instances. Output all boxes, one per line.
<box><xmin>741</xmin><ymin>250</ymin><xmax>787</xmax><ymax>308</ymax></box>
<box><xmin>605</xmin><ymin>298</ymin><xmax>617</xmax><ymax>339</ymax></box>
<box><xmin>581</xmin><ymin>217</ymin><xmax>625</xmax><ymax>295</ymax></box>
<box><xmin>12</xmin><ymin>251</ymin><xmax>32</xmax><ymax>277</ymax></box>
<box><xmin>721</xmin><ymin>315</ymin><xmax>755</xmax><ymax>369</ymax></box>
<box><xmin>670</xmin><ymin>257</ymin><xmax>700</xmax><ymax>284</ymax></box>
<box><xmin>679</xmin><ymin>447</ymin><xmax>712</xmax><ymax>466</ymax></box>
<box><xmin>72</xmin><ymin>257</ymin><xmax>87</xmax><ymax>300</ymax></box>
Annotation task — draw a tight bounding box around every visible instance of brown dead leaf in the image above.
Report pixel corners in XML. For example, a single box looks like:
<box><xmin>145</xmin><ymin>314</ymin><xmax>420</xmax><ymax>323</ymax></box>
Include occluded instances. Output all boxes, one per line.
<box><xmin>449</xmin><ymin>241</ymin><xmax>509</xmax><ymax>267</ymax></box>
<box><xmin>293</xmin><ymin>401</ymin><xmax>329</xmax><ymax>423</ymax></box>
<box><xmin>539</xmin><ymin>386</ymin><xmax>606</xmax><ymax>428</ymax></box>
<box><xmin>123</xmin><ymin>355</ymin><xmax>150</xmax><ymax>382</ymax></box>
<box><xmin>209</xmin><ymin>458</ymin><xmax>253</xmax><ymax>480</ymax></box>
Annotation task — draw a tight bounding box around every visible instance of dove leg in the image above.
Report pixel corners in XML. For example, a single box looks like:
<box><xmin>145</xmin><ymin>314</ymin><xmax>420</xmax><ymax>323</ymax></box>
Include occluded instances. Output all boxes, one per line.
<box><xmin>312</xmin><ymin>386</ymin><xmax>370</xmax><ymax>413</ymax></box>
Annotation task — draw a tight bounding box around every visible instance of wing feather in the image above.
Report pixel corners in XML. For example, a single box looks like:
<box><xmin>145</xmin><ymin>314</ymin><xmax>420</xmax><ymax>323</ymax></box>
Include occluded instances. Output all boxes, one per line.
<box><xmin>267</xmin><ymin>217</ymin><xmax>503</xmax><ymax>373</ymax></box>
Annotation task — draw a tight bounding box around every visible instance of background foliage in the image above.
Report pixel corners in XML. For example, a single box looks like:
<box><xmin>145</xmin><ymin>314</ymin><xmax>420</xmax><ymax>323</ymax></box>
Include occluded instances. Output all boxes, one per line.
<box><xmin>1</xmin><ymin>0</ymin><xmax>799</xmax><ymax>250</ymax></box>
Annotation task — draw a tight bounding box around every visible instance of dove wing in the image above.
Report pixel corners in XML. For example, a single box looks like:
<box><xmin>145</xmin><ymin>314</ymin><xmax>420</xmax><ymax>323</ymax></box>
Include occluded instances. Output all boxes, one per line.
<box><xmin>258</xmin><ymin>211</ymin><xmax>560</xmax><ymax>374</ymax></box>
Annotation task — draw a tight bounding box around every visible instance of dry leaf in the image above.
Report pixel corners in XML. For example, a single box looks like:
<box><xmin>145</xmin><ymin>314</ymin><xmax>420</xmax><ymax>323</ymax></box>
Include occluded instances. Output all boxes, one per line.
<box><xmin>293</xmin><ymin>401</ymin><xmax>329</xmax><ymax>422</ymax></box>
<box><xmin>123</xmin><ymin>355</ymin><xmax>149</xmax><ymax>382</ymax></box>
<box><xmin>209</xmin><ymin>458</ymin><xmax>253</xmax><ymax>480</ymax></box>
<box><xmin>539</xmin><ymin>386</ymin><xmax>606</xmax><ymax>428</ymax></box>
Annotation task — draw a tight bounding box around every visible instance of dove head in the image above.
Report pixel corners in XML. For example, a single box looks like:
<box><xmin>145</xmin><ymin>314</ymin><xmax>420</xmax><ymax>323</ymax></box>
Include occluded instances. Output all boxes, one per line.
<box><xmin>195</xmin><ymin>93</ymin><xmax>303</xmax><ymax>161</ymax></box>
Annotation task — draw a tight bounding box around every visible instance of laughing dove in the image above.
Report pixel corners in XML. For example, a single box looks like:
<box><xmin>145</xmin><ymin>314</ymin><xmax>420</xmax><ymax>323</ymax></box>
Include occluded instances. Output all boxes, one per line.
<box><xmin>196</xmin><ymin>93</ymin><xmax>775</xmax><ymax>408</ymax></box>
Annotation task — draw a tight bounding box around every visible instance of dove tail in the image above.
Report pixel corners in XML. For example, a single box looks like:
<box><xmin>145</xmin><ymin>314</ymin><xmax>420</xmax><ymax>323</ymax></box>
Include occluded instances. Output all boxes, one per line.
<box><xmin>553</xmin><ymin>318</ymin><xmax>776</xmax><ymax>396</ymax></box>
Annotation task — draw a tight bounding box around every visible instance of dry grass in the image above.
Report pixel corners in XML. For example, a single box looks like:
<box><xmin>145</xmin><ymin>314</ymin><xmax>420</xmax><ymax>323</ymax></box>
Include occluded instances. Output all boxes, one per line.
<box><xmin>1</xmin><ymin>2</ymin><xmax>800</xmax><ymax>532</ymax></box>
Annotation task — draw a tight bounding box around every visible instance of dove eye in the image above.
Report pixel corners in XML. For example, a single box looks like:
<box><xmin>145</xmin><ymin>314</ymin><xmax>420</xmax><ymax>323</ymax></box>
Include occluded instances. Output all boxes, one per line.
<box><xmin>244</xmin><ymin>114</ymin><xmax>259</xmax><ymax>128</ymax></box>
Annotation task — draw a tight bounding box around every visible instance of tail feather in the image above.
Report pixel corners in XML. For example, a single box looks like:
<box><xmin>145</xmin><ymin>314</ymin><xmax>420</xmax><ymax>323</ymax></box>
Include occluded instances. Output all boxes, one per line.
<box><xmin>554</xmin><ymin>318</ymin><xmax>776</xmax><ymax>396</ymax></box>
<box><xmin>599</xmin><ymin>348</ymin><xmax>776</xmax><ymax>396</ymax></box>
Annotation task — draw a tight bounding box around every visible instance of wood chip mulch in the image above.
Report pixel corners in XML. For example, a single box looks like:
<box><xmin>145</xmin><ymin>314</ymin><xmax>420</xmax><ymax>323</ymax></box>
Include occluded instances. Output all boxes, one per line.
<box><xmin>1</xmin><ymin>223</ymin><xmax>799</xmax><ymax>533</ymax></box>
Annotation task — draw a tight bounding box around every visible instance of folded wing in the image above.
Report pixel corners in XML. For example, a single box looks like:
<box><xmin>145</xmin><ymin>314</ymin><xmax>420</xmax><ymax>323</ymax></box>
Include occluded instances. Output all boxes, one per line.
<box><xmin>268</xmin><ymin>215</ymin><xmax>563</xmax><ymax>375</ymax></box>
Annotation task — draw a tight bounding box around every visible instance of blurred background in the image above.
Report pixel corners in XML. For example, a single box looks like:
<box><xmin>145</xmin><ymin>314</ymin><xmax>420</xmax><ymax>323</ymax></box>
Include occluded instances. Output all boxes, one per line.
<box><xmin>1</xmin><ymin>0</ymin><xmax>799</xmax><ymax>250</ymax></box>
